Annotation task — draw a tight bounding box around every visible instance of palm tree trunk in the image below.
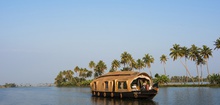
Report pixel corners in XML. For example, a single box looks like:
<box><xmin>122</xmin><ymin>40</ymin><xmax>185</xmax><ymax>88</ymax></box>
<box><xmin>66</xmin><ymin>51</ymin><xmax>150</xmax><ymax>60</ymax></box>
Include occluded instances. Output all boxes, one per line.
<box><xmin>163</xmin><ymin>63</ymin><xmax>166</xmax><ymax>76</ymax></box>
<box><xmin>149</xmin><ymin>68</ymin><xmax>152</xmax><ymax>78</ymax></box>
<box><xmin>180</xmin><ymin>59</ymin><xmax>195</xmax><ymax>84</ymax></box>
<box><xmin>196</xmin><ymin>65</ymin><xmax>200</xmax><ymax>85</ymax></box>
<box><xmin>200</xmin><ymin>65</ymin><xmax>203</xmax><ymax>84</ymax></box>
<box><xmin>206</xmin><ymin>60</ymin><xmax>210</xmax><ymax>80</ymax></box>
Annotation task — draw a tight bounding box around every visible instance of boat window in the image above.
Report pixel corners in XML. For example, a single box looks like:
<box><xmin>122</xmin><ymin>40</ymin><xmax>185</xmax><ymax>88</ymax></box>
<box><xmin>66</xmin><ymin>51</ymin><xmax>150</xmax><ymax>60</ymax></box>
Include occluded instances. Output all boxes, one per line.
<box><xmin>118</xmin><ymin>81</ymin><xmax>127</xmax><ymax>89</ymax></box>
<box><xmin>105</xmin><ymin>81</ymin><xmax>108</xmax><ymax>89</ymax></box>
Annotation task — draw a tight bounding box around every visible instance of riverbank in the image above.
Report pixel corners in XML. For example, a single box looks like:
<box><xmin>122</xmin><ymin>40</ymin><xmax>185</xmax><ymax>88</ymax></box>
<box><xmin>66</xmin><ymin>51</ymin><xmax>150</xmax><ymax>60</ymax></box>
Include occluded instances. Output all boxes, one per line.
<box><xmin>159</xmin><ymin>84</ymin><xmax>220</xmax><ymax>87</ymax></box>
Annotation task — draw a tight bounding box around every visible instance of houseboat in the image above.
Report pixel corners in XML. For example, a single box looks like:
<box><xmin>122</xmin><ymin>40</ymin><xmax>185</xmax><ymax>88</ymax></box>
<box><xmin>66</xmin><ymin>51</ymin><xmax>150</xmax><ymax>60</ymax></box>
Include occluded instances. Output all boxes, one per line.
<box><xmin>90</xmin><ymin>71</ymin><xmax>159</xmax><ymax>99</ymax></box>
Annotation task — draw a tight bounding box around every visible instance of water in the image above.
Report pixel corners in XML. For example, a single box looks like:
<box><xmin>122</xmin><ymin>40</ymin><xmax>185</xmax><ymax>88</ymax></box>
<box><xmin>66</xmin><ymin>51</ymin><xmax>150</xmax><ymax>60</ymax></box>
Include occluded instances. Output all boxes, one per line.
<box><xmin>0</xmin><ymin>87</ymin><xmax>220</xmax><ymax>105</ymax></box>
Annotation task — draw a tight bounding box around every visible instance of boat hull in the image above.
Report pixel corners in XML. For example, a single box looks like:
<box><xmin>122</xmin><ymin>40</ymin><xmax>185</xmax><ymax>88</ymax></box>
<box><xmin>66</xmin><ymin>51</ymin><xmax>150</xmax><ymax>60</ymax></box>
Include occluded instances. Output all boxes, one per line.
<box><xmin>91</xmin><ymin>89</ymin><xmax>157</xmax><ymax>99</ymax></box>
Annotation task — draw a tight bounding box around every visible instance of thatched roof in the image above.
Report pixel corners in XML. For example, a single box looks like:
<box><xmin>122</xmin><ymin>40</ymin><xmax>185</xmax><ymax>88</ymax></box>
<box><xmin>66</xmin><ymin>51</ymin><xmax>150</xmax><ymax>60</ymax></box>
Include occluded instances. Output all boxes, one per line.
<box><xmin>93</xmin><ymin>71</ymin><xmax>151</xmax><ymax>82</ymax></box>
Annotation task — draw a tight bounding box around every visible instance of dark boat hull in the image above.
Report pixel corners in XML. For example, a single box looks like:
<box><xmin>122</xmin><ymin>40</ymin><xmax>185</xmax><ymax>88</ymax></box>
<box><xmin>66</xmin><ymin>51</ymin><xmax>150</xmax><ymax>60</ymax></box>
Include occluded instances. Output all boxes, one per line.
<box><xmin>91</xmin><ymin>89</ymin><xmax>157</xmax><ymax>99</ymax></box>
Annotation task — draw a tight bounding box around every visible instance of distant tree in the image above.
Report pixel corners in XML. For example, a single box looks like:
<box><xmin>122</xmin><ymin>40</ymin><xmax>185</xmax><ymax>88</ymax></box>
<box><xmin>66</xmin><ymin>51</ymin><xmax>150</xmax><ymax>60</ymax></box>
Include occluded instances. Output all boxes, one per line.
<box><xmin>55</xmin><ymin>71</ymin><xmax>64</xmax><ymax>87</ymax></box>
<box><xmin>74</xmin><ymin>66</ymin><xmax>80</xmax><ymax>76</ymax></box>
<box><xmin>209</xmin><ymin>73</ymin><xmax>220</xmax><ymax>84</ymax></box>
<box><xmin>170</xmin><ymin>44</ymin><xmax>194</xmax><ymax>83</ymax></box>
<box><xmin>120</xmin><ymin>51</ymin><xmax>132</xmax><ymax>69</ymax></box>
<box><xmin>143</xmin><ymin>53</ymin><xmax>154</xmax><ymax>77</ymax></box>
<box><xmin>154</xmin><ymin>74</ymin><xmax>169</xmax><ymax>84</ymax></box>
<box><xmin>196</xmin><ymin>56</ymin><xmax>205</xmax><ymax>84</ymax></box>
<box><xmin>181</xmin><ymin>46</ymin><xmax>191</xmax><ymax>82</ymax></box>
<box><xmin>89</xmin><ymin>61</ymin><xmax>96</xmax><ymax>71</ymax></box>
<box><xmin>200</xmin><ymin>45</ymin><xmax>212</xmax><ymax>78</ymax></box>
<box><xmin>189</xmin><ymin>44</ymin><xmax>201</xmax><ymax>84</ymax></box>
<box><xmin>111</xmin><ymin>59</ymin><xmax>120</xmax><ymax>72</ymax></box>
<box><xmin>94</xmin><ymin>60</ymin><xmax>107</xmax><ymax>78</ymax></box>
<box><xmin>160</xmin><ymin>54</ymin><xmax>168</xmax><ymax>75</ymax></box>
<box><xmin>136</xmin><ymin>59</ymin><xmax>144</xmax><ymax>72</ymax></box>
<box><xmin>214</xmin><ymin>37</ymin><xmax>220</xmax><ymax>50</ymax></box>
<box><xmin>130</xmin><ymin>58</ymin><xmax>137</xmax><ymax>70</ymax></box>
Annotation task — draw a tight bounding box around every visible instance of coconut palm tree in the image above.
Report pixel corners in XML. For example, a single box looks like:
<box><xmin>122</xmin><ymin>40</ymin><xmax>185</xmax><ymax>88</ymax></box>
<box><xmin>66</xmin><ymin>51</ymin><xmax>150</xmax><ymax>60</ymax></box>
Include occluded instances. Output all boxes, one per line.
<box><xmin>111</xmin><ymin>59</ymin><xmax>120</xmax><ymax>72</ymax></box>
<box><xmin>136</xmin><ymin>59</ymin><xmax>144</xmax><ymax>72</ymax></box>
<box><xmin>94</xmin><ymin>60</ymin><xmax>107</xmax><ymax>78</ymax></box>
<box><xmin>170</xmin><ymin>44</ymin><xmax>194</xmax><ymax>83</ymax></box>
<box><xmin>130</xmin><ymin>58</ymin><xmax>137</xmax><ymax>71</ymax></box>
<box><xmin>181</xmin><ymin>46</ymin><xmax>190</xmax><ymax>82</ymax></box>
<box><xmin>65</xmin><ymin>70</ymin><xmax>74</xmax><ymax>82</ymax></box>
<box><xmin>74</xmin><ymin>66</ymin><xmax>80</xmax><ymax>77</ymax></box>
<box><xmin>214</xmin><ymin>37</ymin><xmax>220</xmax><ymax>50</ymax></box>
<box><xmin>160</xmin><ymin>54</ymin><xmax>168</xmax><ymax>75</ymax></box>
<box><xmin>200</xmin><ymin>45</ymin><xmax>212</xmax><ymax>78</ymax></box>
<box><xmin>89</xmin><ymin>61</ymin><xmax>96</xmax><ymax>70</ymax></box>
<box><xmin>189</xmin><ymin>44</ymin><xmax>201</xmax><ymax>84</ymax></box>
<box><xmin>54</xmin><ymin>71</ymin><xmax>64</xmax><ymax>86</ymax></box>
<box><xmin>196</xmin><ymin>56</ymin><xmax>205</xmax><ymax>84</ymax></box>
<box><xmin>120</xmin><ymin>51</ymin><xmax>132</xmax><ymax>69</ymax></box>
<box><xmin>143</xmin><ymin>53</ymin><xmax>154</xmax><ymax>77</ymax></box>
<box><xmin>169</xmin><ymin>44</ymin><xmax>183</xmax><ymax>61</ymax></box>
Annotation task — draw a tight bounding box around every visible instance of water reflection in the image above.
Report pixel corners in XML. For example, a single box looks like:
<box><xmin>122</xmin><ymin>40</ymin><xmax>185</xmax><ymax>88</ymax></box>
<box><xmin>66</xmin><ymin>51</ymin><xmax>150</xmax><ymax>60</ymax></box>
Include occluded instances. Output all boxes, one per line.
<box><xmin>91</xmin><ymin>97</ymin><xmax>158</xmax><ymax>105</ymax></box>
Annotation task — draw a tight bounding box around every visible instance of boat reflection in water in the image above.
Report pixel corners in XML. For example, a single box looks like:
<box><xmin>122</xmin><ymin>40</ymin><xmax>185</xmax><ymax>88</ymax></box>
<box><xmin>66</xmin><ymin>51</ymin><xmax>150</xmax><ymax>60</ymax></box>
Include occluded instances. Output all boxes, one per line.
<box><xmin>91</xmin><ymin>97</ymin><xmax>158</xmax><ymax>105</ymax></box>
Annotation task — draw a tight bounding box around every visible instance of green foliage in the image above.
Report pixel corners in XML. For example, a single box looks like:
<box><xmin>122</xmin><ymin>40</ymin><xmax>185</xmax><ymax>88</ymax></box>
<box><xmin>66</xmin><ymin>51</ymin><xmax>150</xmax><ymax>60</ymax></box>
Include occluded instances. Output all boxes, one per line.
<box><xmin>209</xmin><ymin>73</ymin><xmax>220</xmax><ymax>84</ymax></box>
<box><xmin>154</xmin><ymin>74</ymin><xmax>169</xmax><ymax>84</ymax></box>
<box><xmin>2</xmin><ymin>83</ymin><xmax>17</xmax><ymax>88</ymax></box>
<box><xmin>54</xmin><ymin>70</ymin><xmax>93</xmax><ymax>87</ymax></box>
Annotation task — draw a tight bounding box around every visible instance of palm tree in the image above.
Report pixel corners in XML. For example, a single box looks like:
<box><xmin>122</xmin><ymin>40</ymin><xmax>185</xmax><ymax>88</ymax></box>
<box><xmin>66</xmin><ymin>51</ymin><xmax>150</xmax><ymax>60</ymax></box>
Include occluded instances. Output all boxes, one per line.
<box><xmin>214</xmin><ymin>37</ymin><xmax>220</xmax><ymax>50</ymax></box>
<box><xmin>170</xmin><ymin>44</ymin><xmax>183</xmax><ymax>61</ymax></box>
<box><xmin>160</xmin><ymin>54</ymin><xmax>168</xmax><ymax>75</ymax></box>
<box><xmin>136</xmin><ymin>59</ymin><xmax>144</xmax><ymax>72</ymax></box>
<box><xmin>196</xmin><ymin>56</ymin><xmax>205</xmax><ymax>84</ymax></box>
<box><xmin>189</xmin><ymin>44</ymin><xmax>201</xmax><ymax>84</ymax></box>
<box><xmin>143</xmin><ymin>53</ymin><xmax>154</xmax><ymax>77</ymax></box>
<box><xmin>130</xmin><ymin>58</ymin><xmax>137</xmax><ymax>71</ymax></box>
<box><xmin>200</xmin><ymin>45</ymin><xmax>212</xmax><ymax>78</ymax></box>
<box><xmin>94</xmin><ymin>60</ymin><xmax>107</xmax><ymax>78</ymax></box>
<box><xmin>170</xmin><ymin>44</ymin><xmax>194</xmax><ymax>83</ymax></box>
<box><xmin>181</xmin><ymin>46</ymin><xmax>190</xmax><ymax>82</ymax></box>
<box><xmin>74</xmin><ymin>66</ymin><xmax>80</xmax><ymax>77</ymax></box>
<box><xmin>54</xmin><ymin>71</ymin><xmax>64</xmax><ymax>86</ymax></box>
<box><xmin>111</xmin><ymin>59</ymin><xmax>120</xmax><ymax>72</ymax></box>
<box><xmin>65</xmin><ymin>70</ymin><xmax>74</xmax><ymax>82</ymax></box>
<box><xmin>121</xmin><ymin>51</ymin><xmax>132</xmax><ymax>69</ymax></box>
<box><xmin>89</xmin><ymin>61</ymin><xmax>96</xmax><ymax>70</ymax></box>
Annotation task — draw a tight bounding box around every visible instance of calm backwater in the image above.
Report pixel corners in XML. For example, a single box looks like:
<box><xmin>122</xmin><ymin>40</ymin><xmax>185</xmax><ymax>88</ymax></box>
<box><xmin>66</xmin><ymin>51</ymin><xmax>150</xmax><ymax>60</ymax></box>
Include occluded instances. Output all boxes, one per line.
<box><xmin>0</xmin><ymin>87</ymin><xmax>220</xmax><ymax>105</ymax></box>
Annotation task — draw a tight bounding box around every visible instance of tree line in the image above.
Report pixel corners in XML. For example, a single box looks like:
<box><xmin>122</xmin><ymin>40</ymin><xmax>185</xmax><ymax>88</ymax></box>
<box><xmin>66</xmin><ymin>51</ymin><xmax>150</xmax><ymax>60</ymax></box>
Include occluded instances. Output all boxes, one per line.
<box><xmin>54</xmin><ymin>37</ymin><xmax>220</xmax><ymax>86</ymax></box>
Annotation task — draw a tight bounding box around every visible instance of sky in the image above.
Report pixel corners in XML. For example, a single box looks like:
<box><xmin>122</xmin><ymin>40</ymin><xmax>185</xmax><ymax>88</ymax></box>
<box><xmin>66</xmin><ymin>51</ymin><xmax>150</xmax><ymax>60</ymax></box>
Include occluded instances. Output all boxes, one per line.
<box><xmin>0</xmin><ymin>0</ymin><xmax>220</xmax><ymax>85</ymax></box>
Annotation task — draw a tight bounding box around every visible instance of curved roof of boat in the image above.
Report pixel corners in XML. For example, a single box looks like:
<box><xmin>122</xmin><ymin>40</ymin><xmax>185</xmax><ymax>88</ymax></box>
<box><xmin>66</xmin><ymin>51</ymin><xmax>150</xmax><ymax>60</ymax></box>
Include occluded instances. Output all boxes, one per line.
<box><xmin>93</xmin><ymin>71</ymin><xmax>151</xmax><ymax>82</ymax></box>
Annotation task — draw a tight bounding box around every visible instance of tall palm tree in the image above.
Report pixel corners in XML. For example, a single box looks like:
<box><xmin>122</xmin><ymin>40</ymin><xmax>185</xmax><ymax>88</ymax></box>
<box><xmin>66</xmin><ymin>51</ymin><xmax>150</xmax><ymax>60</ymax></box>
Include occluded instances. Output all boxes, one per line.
<box><xmin>181</xmin><ymin>46</ymin><xmax>190</xmax><ymax>82</ymax></box>
<box><xmin>214</xmin><ymin>37</ymin><xmax>220</xmax><ymax>50</ymax></box>
<box><xmin>89</xmin><ymin>61</ymin><xmax>96</xmax><ymax>69</ymax></box>
<box><xmin>200</xmin><ymin>45</ymin><xmax>212</xmax><ymax>78</ymax></box>
<box><xmin>111</xmin><ymin>59</ymin><xmax>120</xmax><ymax>72</ymax></box>
<box><xmin>130</xmin><ymin>58</ymin><xmax>137</xmax><ymax>71</ymax></box>
<box><xmin>136</xmin><ymin>59</ymin><xmax>144</xmax><ymax>72</ymax></box>
<box><xmin>196</xmin><ymin>56</ymin><xmax>205</xmax><ymax>84</ymax></box>
<box><xmin>143</xmin><ymin>53</ymin><xmax>154</xmax><ymax>77</ymax></box>
<box><xmin>170</xmin><ymin>44</ymin><xmax>194</xmax><ymax>83</ymax></box>
<box><xmin>169</xmin><ymin>44</ymin><xmax>183</xmax><ymax>61</ymax></box>
<box><xmin>160</xmin><ymin>54</ymin><xmax>168</xmax><ymax>75</ymax></box>
<box><xmin>121</xmin><ymin>51</ymin><xmax>132</xmax><ymax>69</ymax></box>
<box><xmin>189</xmin><ymin>44</ymin><xmax>201</xmax><ymax>84</ymax></box>
<box><xmin>94</xmin><ymin>60</ymin><xmax>107</xmax><ymax>78</ymax></box>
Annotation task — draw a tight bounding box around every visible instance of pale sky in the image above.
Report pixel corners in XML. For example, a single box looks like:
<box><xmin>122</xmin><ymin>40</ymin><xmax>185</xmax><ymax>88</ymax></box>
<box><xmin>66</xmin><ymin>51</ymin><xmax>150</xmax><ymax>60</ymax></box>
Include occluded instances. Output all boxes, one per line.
<box><xmin>1</xmin><ymin>0</ymin><xmax>220</xmax><ymax>85</ymax></box>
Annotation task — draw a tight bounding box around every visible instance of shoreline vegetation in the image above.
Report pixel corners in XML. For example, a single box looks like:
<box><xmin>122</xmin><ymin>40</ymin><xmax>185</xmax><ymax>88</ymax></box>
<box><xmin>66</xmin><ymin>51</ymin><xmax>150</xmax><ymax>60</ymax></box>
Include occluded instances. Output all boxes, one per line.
<box><xmin>53</xmin><ymin>37</ymin><xmax>220</xmax><ymax>88</ymax></box>
<box><xmin>2</xmin><ymin>38</ymin><xmax>220</xmax><ymax>88</ymax></box>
